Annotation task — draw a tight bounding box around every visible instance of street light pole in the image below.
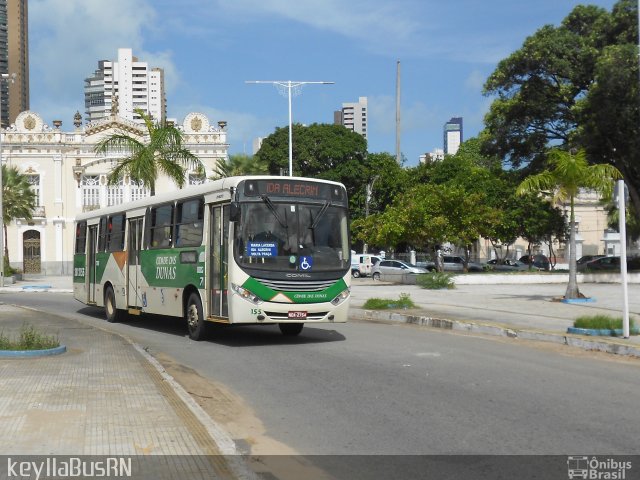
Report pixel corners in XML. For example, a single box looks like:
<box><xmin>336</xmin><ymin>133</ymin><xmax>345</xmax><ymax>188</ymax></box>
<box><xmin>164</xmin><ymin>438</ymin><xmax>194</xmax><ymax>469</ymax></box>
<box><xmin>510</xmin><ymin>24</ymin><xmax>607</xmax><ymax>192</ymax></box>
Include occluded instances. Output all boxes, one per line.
<box><xmin>0</xmin><ymin>72</ymin><xmax>15</xmax><ymax>287</ymax></box>
<box><xmin>246</xmin><ymin>80</ymin><xmax>334</xmax><ymax>177</ymax></box>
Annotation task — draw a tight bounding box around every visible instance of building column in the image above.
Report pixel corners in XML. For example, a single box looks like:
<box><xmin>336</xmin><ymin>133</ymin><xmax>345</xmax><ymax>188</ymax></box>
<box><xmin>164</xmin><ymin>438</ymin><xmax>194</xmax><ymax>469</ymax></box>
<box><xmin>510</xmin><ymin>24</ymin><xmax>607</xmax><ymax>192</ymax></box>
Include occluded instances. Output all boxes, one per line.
<box><xmin>53</xmin><ymin>217</ymin><xmax>65</xmax><ymax>275</ymax></box>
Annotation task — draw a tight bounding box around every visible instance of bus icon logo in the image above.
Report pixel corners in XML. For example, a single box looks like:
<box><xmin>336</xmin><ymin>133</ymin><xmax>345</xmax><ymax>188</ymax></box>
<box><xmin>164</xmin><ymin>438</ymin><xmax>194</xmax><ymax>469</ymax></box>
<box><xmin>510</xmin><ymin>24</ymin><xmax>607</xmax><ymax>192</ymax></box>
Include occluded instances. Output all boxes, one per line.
<box><xmin>567</xmin><ymin>456</ymin><xmax>589</xmax><ymax>479</ymax></box>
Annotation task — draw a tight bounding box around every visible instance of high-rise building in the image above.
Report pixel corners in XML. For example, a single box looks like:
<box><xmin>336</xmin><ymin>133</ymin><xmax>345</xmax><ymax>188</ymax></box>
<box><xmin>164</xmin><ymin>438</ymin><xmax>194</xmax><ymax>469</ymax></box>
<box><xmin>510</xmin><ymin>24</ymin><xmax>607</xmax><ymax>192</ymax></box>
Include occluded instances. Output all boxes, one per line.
<box><xmin>84</xmin><ymin>48</ymin><xmax>166</xmax><ymax>124</ymax></box>
<box><xmin>0</xmin><ymin>0</ymin><xmax>29</xmax><ymax>127</ymax></box>
<box><xmin>443</xmin><ymin>117</ymin><xmax>463</xmax><ymax>155</ymax></box>
<box><xmin>335</xmin><ymin>96</ymin><xmax>367</xmax><ymax>139</ymax></box>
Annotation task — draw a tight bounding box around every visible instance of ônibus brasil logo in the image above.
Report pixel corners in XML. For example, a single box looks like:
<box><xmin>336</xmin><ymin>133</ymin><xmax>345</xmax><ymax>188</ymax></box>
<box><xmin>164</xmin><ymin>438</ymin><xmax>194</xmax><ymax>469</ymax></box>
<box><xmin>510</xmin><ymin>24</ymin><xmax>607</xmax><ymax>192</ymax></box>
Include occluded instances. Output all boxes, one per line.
<box><xmin>567</xmin><ymin>456</ymin><xmax>632</xmax><ymax>480</ymax></box>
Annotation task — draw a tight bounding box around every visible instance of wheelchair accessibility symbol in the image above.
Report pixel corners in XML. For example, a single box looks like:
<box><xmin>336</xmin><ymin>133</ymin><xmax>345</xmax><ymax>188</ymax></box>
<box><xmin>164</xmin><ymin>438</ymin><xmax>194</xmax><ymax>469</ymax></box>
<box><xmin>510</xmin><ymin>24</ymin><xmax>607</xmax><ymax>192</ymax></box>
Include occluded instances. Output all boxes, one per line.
<box><xmin>299</xmin><ymin>256</ymin><xmax>313</xmax><ymax>271</ymax></box>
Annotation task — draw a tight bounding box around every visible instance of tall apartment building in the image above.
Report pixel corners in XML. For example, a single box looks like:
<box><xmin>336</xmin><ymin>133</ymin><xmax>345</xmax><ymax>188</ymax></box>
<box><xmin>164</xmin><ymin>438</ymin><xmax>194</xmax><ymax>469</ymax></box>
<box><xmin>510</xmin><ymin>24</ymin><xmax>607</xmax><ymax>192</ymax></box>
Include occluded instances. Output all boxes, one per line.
<box><xmin>334</xmin><ymin>96</ymin><xmax>367</xmax><ymax>139</ymax></box>
<box><xmin>0</xmin><ymin>0</ymin><xmax>29</xmax><ymax>127</ymax></box>
<box><xmin>443</xmin><ymin>116</ymin><xmax>463</xmax><ymax>155</ymax></box>
<box><xmin>84</xmin><ymin>48</ymin><xmax>166</xmax><ymax>124</ymax></box>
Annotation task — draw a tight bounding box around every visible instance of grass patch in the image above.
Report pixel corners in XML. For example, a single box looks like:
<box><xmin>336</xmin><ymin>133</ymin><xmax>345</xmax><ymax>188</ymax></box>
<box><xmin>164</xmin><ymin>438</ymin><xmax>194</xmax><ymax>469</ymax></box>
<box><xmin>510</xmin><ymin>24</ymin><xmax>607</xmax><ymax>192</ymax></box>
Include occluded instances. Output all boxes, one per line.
<box><xmin>0</xmin><ymin>323</ymin><xmax>60</xmax><ymax>351</ymax></box>
<box><xmin>363</xmin><ymin>293</ymin><xmax>416</xmax><ymax>310</ymax></box>
<box><xmin>573</xmin><ymin>315</ymin><xmax>636</xmax><ymax>331</ymax></box>
<box><xmin>416</xmin><ymin>272</ymin><xmax>455</xmax><ymax>290</ymax></box>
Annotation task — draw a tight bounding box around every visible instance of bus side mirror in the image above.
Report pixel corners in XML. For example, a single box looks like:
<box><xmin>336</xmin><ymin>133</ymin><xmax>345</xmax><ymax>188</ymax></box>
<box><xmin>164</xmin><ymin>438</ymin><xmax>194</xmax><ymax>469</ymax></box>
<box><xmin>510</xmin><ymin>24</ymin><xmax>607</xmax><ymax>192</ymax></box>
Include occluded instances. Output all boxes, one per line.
<box><xmin>229</xmin><ymin>203</ymin><xmax>241</xmax><ymax>222</ymax></box>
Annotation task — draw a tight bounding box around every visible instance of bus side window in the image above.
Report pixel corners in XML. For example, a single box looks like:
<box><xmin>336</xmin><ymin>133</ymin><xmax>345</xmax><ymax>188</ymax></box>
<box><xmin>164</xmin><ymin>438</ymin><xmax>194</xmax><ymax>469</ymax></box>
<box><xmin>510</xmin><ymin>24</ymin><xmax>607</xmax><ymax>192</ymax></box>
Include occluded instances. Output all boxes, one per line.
<box><xmin>75</xmin><ymin>222</ymin><xmax>87</xmax><ymax>254</ymax></box>
<box><xmin>98</xmin><ymin>217</ymin><xmax>108</xmax><ymax>252</ymax></box>
<box><xmin>150</xmin><ymin>204</ymin><xmax>174</xmax><ymax>248</ymax></box>
<box><xmin>107</xmin><ymin>214</ymin><xmax>126</xmax><ymax>252</ymax></box>
<box><xmin>175</xmin><ymin>198</ymin><xmax>204</xmax><ymax>247</ymax></box>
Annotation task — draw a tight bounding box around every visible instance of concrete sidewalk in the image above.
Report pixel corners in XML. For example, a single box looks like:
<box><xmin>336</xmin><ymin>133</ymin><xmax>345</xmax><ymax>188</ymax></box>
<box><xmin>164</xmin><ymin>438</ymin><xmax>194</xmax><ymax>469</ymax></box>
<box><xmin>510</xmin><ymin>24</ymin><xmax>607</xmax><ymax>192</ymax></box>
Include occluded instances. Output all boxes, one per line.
<box><xmin>0</xmin><ymin>301</ymin><xmax>255</xmax><ymax>479</ymax></box>
<box><xmin>0</xmin><ymin>274</ymin><xmax>73</xmax><ymax>292</ymax></box>
<box><xmin>349</xmin><ymin>278</ymin><xmax>640</xmax><ymax>356</ymax></box>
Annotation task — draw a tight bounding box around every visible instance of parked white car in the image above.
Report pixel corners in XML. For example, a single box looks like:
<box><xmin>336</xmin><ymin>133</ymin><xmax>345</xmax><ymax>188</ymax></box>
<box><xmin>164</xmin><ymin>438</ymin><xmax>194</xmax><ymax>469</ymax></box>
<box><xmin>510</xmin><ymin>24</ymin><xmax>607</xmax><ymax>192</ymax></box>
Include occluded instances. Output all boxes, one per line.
<box><xmin>351</xmin><ymin>254</ymin><xmax>382</xmax><ymax>278</ymax></box>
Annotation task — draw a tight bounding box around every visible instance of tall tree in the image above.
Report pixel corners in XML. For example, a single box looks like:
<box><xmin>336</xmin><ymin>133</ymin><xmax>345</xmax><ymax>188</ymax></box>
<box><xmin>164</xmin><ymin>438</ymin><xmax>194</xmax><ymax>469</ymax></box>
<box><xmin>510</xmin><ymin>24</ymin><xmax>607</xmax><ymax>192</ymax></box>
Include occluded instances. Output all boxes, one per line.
<box><xmin>577</xmin><ymin>42</ymin><xmax>640</xmax><ymax>219</ymax></box>
<box><xmin>256</xmin><ymin>123</ymin><xmax>367</xmax><ymax>179</ymax></box>
<box><xmin>94</xmin><ymin>109</ymin><xmax>203</xmax><ymax>195</ymax></box>
<box><xmin>255</xmin><ymin>122</ymin><xmax>371</xmax><ymax>218</ymax></box>
<box><xmin>517</xmin><ymin>149</ymin><xmax>621</xmax><ymax>299</ymax></box>
<box><xmin>1</xmin><ymin>165</ymin><xmax>36</xmax><ymax>270</ymax></box>
<box><xmin>482</xmin><ymin>0</ymin><xmax>640</xmax><ymax>218</ymax></box>
<box><xmin>483</xmin><ymin>5</ymin><xmax>607</xmax><ymax>167</ymax></box>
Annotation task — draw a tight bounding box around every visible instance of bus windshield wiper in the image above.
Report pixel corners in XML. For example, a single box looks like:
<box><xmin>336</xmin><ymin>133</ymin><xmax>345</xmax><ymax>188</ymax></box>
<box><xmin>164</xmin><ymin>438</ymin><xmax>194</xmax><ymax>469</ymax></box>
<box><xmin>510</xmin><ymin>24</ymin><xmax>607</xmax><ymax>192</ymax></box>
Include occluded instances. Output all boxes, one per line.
<box><xmin>310</xmin><ymin>201</ymin><xmax>330</xmax><ymax>230</ymax></box>
<box><xmin>260</xmin><ymin>195</ymin><xmax>287</xmax><ymax>229</ymax></box>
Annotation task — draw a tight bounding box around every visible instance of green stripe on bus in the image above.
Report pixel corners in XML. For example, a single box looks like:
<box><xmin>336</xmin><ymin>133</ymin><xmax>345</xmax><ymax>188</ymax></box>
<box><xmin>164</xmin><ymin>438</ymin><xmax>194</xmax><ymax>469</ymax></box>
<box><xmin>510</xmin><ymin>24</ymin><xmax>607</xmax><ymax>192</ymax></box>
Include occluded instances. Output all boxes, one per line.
<box><xmin>242</xmin><ymin>277</ymin><xmax>347</xmax><ymax>304</ymax></box>
<box><xmin>140</xmin><ymin>247</ymin><xmax>206</xmax><ymax>287</ymax></box>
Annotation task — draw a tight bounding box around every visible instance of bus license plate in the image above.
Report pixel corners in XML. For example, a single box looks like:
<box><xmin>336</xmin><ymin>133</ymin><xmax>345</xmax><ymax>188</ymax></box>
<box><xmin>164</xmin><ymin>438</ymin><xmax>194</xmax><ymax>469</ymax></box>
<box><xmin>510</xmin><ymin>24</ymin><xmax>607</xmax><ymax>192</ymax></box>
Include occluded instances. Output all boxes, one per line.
<box><xmin>288</xmin><ymin>311</ymin><xmax>307</xmax><ymax>319</ymax></box>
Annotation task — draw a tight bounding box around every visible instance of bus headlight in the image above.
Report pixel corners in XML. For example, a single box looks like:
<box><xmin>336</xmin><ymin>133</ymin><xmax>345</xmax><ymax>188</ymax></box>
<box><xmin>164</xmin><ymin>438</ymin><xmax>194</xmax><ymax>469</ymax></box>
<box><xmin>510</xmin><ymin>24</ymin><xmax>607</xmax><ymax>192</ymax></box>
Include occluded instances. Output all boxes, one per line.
<box><xmin>331</xmin><ymin>287</ymin><xmax>350</xmax><ymax>306</ymax></box>
<box><xmin>232</xmin><ymin>283</ymin><xmax>264</xmax><ymax>305</ymax></box>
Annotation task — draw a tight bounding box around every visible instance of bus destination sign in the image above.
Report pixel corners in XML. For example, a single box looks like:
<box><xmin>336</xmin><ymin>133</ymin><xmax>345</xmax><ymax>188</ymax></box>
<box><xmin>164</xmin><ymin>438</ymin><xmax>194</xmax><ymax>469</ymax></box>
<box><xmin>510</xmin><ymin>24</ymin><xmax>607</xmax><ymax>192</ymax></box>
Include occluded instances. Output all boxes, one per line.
<box><xmin>244</xmin><ymin>179</ymin><xmax>333</xmax><ymax>199</ymax></box>
<box><xmin>265</xmin><ymin>181</ymin><xmax>319</xmax><ymax>197</ymax></box>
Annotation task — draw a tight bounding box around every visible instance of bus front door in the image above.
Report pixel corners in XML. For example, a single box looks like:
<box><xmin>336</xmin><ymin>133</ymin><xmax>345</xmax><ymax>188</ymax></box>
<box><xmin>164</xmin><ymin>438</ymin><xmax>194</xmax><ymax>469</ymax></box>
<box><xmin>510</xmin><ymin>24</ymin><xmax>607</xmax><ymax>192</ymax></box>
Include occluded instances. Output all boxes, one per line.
<box><xmin>87</xmin><ymin>225</ymin><xmax>98</xmax><ymax>304</ymax></box>
<box><xmin>127</xmin><ymin>217</ymin><xmax>144</xmax><ymax>309</ymax></box>
<box><xmin>210</xmin><ymin>205</ymin><xmax>229</xmax><ymax>318</ymax></box>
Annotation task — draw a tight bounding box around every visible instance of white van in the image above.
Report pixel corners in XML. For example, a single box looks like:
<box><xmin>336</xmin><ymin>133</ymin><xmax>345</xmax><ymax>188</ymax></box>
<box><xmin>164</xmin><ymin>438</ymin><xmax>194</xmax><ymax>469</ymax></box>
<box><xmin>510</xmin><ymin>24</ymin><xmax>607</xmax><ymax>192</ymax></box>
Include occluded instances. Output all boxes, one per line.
<box><xmin>351</xmin><ymin>254</ymin><xmax>382</xmax><ymax>278</ymax></box>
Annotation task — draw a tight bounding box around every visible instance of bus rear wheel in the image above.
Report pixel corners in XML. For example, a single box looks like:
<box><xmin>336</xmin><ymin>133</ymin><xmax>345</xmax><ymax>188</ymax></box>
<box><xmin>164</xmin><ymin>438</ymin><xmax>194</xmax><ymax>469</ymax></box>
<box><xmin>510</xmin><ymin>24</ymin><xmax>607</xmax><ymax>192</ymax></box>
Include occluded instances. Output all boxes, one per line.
<box><xmin>279</xmin><ymin>323</ymin><xmax>304</xmax><ymax>336</ymax></box>
<box><xmin>105</xmin><ymin>286</ymin><xmax>125</xmax><ymax>323</ymax></box>
<box><xmin>186</xmin><ymin>293</ymin><xmax>208</xmax><ymax>341</ymax></box>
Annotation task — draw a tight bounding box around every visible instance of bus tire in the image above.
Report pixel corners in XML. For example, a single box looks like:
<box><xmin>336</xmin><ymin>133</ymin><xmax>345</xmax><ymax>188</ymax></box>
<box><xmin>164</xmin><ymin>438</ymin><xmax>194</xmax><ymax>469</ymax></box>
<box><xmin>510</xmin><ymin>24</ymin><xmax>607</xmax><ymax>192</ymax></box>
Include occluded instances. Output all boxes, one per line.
<box><xmin>279</xmin><ymin>323</ymin><xmax>304</xmax><ymax>336</ymax></box>
<box><xmin>105</xmin><ymin>286</ymin><xmax>124</xmax><ymax>323</ymax></box>
<box><xmin>186</xmin><ymin>293</ymin><xmax>208</xmax><ymax>341</ymax></box>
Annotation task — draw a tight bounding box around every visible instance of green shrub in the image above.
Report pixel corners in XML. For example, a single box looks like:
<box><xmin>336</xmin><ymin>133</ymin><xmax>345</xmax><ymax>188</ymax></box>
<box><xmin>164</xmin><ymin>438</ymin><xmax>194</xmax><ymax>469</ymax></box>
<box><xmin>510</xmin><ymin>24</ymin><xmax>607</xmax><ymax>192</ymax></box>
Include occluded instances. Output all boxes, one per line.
<box><xmin>0</xmin><ymin>324</ymin><xmax>60</xmax><ymax>350</ymax></box>
<box><xmin>417</xmin><ymin>272</ymin><xmax>455</xmax><ymax>290</ymax></box>
<box><xmin>573</xmin><ymin>315</ymin><xmax>636</xmax><ymax>330</ymax></box>
<box><xmin>363</xmin><ymin>293</ymin><xmax>416</xmax><ymax>310</ymax></box>
<box><xmin>3</xmin><ymin>256</ymin><xmax>17</xmax><ymax>276</ymax></box>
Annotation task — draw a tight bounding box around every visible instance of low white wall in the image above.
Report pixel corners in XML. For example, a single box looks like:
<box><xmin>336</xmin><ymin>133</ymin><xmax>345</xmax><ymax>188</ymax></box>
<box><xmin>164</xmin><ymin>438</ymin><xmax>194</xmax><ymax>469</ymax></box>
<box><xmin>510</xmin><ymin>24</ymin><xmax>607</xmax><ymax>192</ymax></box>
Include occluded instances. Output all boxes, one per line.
<box><xmin>452</xmin><ymin>272</ymin><xmax>640</xmax><ymax>285</ymax></box>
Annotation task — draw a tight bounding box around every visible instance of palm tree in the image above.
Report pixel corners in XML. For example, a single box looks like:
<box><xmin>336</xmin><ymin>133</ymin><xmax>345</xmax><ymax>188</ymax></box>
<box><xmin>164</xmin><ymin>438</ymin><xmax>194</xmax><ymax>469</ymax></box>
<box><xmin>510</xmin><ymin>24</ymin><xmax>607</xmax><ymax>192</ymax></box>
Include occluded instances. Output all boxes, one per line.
<box><xmin>94</xmin><ymin>109</ymin><xmax>204</xmax><ymax>195</ymax></box>
<box><xmin>210</xmin><ymin>153</ymin><xmax>268</xmax><ymax>179</ymax></box>
<box><xmin>2</xmin><ymin>165</ymin><xmax>36</xmax><ymax>269</ymax></box>
<box><xmin>517</xmin><ymin>149</ymin><xmax>622</xmax><ymax>299</ymax></box>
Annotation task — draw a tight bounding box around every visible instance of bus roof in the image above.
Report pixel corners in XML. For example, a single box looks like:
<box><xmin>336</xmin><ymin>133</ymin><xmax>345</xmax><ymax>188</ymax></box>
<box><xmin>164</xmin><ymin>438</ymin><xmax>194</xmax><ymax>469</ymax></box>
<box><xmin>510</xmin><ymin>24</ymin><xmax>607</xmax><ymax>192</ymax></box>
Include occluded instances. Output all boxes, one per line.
<box><xmin>75</xmin><ymin>175</ymin><xmax>345</xmax><ymax>222</ymax></box>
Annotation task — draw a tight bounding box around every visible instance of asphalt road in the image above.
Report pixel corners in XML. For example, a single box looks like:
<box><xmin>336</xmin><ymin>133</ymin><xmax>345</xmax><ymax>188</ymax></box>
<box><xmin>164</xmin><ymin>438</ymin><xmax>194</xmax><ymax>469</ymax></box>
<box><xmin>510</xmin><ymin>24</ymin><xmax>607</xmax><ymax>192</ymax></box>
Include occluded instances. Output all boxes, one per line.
<box><xmin>2</xmin><ymin>291</ymin><xmax>639</xmax><ymax>457</ymax></box>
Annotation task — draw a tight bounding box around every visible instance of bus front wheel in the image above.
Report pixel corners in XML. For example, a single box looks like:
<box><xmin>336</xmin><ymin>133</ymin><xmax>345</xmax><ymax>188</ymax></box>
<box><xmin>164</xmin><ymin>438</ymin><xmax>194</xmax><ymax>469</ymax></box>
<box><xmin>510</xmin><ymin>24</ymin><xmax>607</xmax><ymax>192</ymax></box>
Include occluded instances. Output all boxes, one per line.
<box><xmin>279</xmin><ymin>323</ymin><xmax>304</xmax><ymax>336</ymax></box>
<box><xmin>186</xmin><ymin>293</ymin><xmax>208</xmax><ymax>341</ymax></box>
<box><xmin>105</xmin><ymin>286</ymin><xmax>125</xmax><ymax>323</ymax></box>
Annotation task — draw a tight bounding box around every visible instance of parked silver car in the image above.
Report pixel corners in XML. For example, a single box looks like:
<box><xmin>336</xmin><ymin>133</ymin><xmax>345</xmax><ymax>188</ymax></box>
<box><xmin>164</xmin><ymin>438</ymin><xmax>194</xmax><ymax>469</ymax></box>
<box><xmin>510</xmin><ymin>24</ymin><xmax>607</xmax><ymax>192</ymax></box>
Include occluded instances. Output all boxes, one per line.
<box><xmin>372</xmin><ymin>259</ymin><xmax>428</xmax><ymax>281</ymax></box>
<box><xmin>442</xmin><ymin>255</ymin><xmax>483</xmax><ymax>272</ymax></box>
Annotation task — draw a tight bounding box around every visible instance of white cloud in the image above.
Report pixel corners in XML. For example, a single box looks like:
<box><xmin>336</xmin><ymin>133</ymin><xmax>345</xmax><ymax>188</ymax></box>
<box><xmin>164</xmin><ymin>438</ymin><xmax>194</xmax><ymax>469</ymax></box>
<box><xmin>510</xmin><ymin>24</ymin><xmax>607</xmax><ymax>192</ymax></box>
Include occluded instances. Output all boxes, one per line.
<box><xmin>215</xmin><ymin>0</ymin><xmax>426</xmax><ymax>55</ymax></box>
<box><xmin>28</xmin><ymin>0</ymin><xmax>178</xmax><ymax>124</ymax></box>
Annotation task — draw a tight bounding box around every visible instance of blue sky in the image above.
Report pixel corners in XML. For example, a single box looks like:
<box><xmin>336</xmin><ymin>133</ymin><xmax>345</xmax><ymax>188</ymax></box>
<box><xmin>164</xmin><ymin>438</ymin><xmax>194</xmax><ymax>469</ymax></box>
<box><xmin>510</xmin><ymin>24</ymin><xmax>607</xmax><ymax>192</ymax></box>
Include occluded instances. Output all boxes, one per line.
<box><xmin>30</xmin><ymin>0</ymin><xmax>617</xmax><ymax>166</ymax></box>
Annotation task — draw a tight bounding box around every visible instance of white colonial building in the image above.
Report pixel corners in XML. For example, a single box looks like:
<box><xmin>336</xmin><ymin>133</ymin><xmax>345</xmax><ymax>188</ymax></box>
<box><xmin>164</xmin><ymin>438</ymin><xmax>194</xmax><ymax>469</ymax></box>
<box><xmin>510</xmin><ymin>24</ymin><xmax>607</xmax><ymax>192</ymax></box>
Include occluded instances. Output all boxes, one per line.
<box><xmin>1</xmin><ymin>110</ymin><xmax>228</xmax><ymax>275</ymax></box>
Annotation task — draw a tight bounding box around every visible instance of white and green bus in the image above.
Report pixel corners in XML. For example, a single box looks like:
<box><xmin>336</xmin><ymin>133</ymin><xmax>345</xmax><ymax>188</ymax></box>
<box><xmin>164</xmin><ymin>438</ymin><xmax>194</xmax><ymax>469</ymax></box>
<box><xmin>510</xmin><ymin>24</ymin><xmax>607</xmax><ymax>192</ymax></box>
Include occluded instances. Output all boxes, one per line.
<box><xmin>73</xmin><ymin>176</ymin><xmax>351</xmax><ymax>340</ymax></box>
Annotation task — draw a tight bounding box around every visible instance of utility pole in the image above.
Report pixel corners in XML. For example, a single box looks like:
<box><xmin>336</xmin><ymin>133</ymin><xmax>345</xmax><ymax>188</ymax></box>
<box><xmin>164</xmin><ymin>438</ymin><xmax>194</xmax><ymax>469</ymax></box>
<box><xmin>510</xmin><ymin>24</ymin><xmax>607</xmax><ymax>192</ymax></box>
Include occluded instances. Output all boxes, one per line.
<box><xmin>246</xmin><ymin>80</ymin><xmax>334</xmax><ymax>177</ymax></box>
<box><xmin>395</xmin><ymin>60</ymin><xmax>401</xmax><ymax>164</ymax></box>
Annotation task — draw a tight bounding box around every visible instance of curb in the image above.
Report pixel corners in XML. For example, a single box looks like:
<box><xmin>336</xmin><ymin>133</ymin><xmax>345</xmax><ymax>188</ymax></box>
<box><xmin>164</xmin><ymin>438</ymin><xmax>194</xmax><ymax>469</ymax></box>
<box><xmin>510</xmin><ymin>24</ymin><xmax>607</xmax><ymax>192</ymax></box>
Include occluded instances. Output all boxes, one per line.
<box><xmin>561</xmin><ymin>297</ymin><xmax>597</xmax><ymax>304</ymax></box>
<box><xmin>0</xmin><ymin>345</ymin><xmax>67</xmax><ymax>357</ymax></box>
<box><xmin>567</xmin><ymin>327</ymin><xmax>640</xmax><ymax>337</ymax></box>
<box><xmin>351</xmin><ymin>308</ymin><xmax>640</xmax><ymax>358</ymax></box>
<box><xmin>0</xmin><ymin>287</ymin><xmax>73</xmax><ymax>293</ymax></box>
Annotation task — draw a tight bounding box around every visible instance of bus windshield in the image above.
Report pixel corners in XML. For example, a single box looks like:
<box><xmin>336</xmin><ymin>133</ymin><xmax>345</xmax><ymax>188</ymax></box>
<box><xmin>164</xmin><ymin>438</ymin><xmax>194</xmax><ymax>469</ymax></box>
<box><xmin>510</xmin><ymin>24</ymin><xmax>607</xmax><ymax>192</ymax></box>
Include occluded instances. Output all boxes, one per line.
<box><xmin>234</xmin><ymin>199</ymin><xmax>350</xmax><ymax>273</ymax></box>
